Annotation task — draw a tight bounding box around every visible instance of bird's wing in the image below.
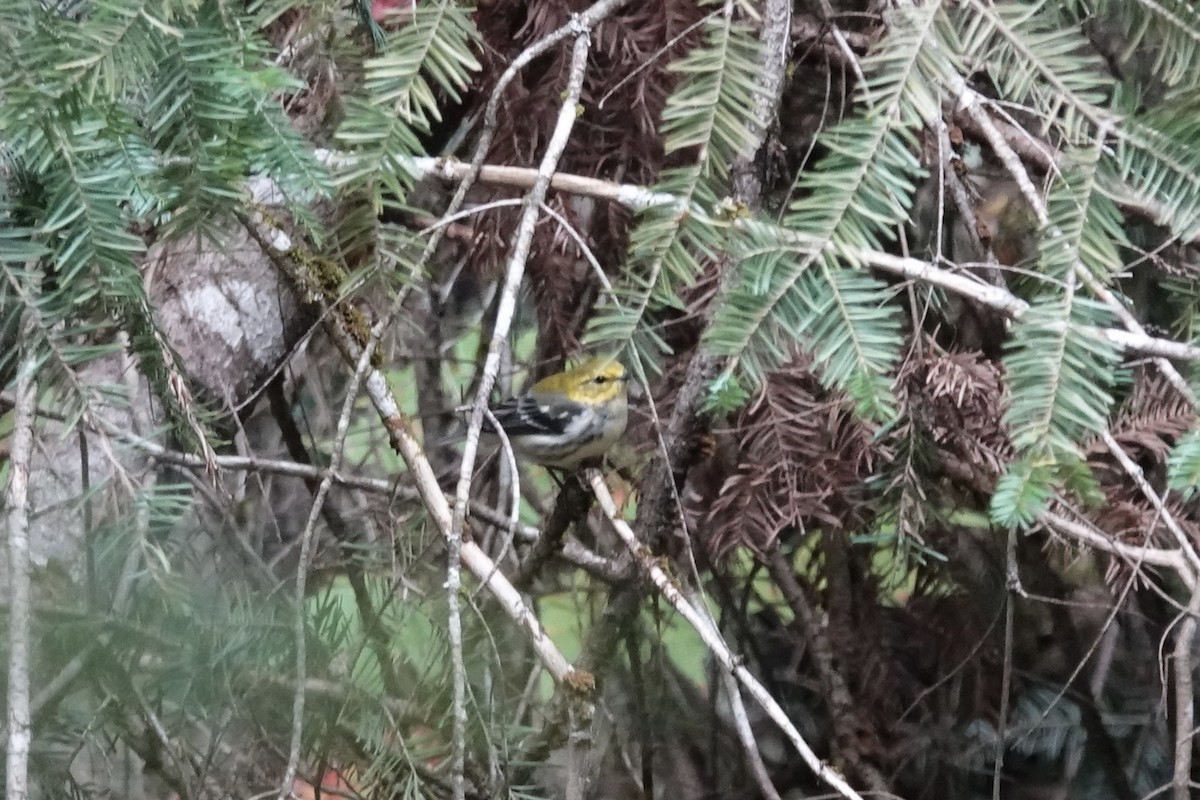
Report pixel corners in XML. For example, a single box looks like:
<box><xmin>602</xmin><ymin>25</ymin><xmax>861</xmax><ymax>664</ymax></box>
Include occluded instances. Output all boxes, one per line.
<box><xmin>485</xmin><ymin>396</ymin><xmax>580</xmax><ymax>437</ymax></box>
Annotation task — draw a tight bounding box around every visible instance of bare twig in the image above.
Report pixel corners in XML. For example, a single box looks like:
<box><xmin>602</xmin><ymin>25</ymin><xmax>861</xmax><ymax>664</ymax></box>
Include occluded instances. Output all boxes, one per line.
<box><xmin>719</xmin><ymin>667</ymin><xmax>783</xmax><ymax>800</ymax></box>
<box><xmin>264</xmin><ymin>376</ymin><xmax>404</xmax><ymax>698</ymax></box>
<box><xmin>852</xmin><ymin>248</ymin><xmax>1200</xmax><ymax>362</ymax></box>
<box><xmin>952</xmin><ymin>107</ymin><xmax>1058</xmax><ymax>173</ymax></box>
<box><xmin>1011</xmin><ymin>551</ymin><xmax>1142</xmax><ymax>792</ymax></box>
<box><xmin>948</xmin><ymin>83</ymin><xmax>1198</xmax><ymax>408</ymax></box>
<box><xmin>242</xmin><ymin>216</ymin><xmax>580</xmax><ymax>688</ymax></box>
<box><xmin>1101</xmin><ymin>431</ymin><xmax>1200</xmax><ymax>576</ymax></box>
<box><xmin>590</xmin><ymin>200</ymin><xmax>742</xmax><ymax>782</ymax></box>
<box><xmin>315</xmin><ymin>151</ymin><xmax>1200</xmax><ymax>365</ymax></box>
<box><xmin>325</xmin><ymin>151</ymin><xmax>677</xmax><ymax>211</ymax></box>
<box><xmin>236</xmin><ymin>217</ymin><xmax>580</xmax><ymax>800</ymax></box>
<box><xmin>689</xmin><ymin>588</ymin><xmax>783</xmax><ymax>800</ymax></box>
<box><xmin>111</xmin><ymin>436</ymin><xmax>630</xmax><ymax>578</ymax></box>
<box><xmin>1042</xmin><ymin>511</ymin><xmax>1197</xmax><ymax>590</ymax></box>
<box><xmin>586</xmin><ymin>469</ymin><xmax>866</xmax><ymax>800</ymax></box>
<box><xmin>513</xmin><ymin>474</ymin><xmax>592</xmax><ymax>590</ymax></box>
<box><xmin>276</xmin><ymin>317</ymin><xmax>386</xmax><ymax>800</ymax></box>
<box><xmin>5</xmin><ymin>312</ymin><xmax>37</xmax><ymax>800</ymax></box>
<box><xmin>790</xmin><ymin>13</ymin><xmax>873</xmax><ymax>53</ymax></box>
<box><xmin>400</xmin><ymin>0</ymin><xmax>635</xmax><ymax>347</ymax></box>
<box><xmin>992</xmin><ymin>529</ymin><xmax>1017</xmax><ymax>800</ymax></box>
<box><xmin>471</xmin><ymin>0</ymin><xmax>634</xmax><ymax>205</ymax></box>
<box><xmin>816</xmin><ymin>0</ymin><xmax>864</xmax><ymax>90</ymax></box>
<box><xmin>2</xmin><ymin>274</ymin><xmax>138</xmax><ymax>499</ymax></box>
<box><xmin>447</xmin><ymin>17</ymin><xmax>606</xmax><ymax>798</ymax></box>
<box><xmin>1173</xmin><ymin>586</ymin><xmax>1200</xmax><ymax>800</ymax></box>
<box><xmin>763</xmin><ymin>547</ymin><xmax>892</xmax><ymax>792</ymax></box>
<box><xmin>3</xmin><ymin>501</ymin><xmax>151</xmax><ymax>761</ymax></box>
<box><xmin>559</xmin><ymin>540</ymin><xmax>631</xmax><ymax>583</ymax></box>
<box><xmin>481</xmin><ymin>405</ymin><xmax>522</xmax><ymax>571</ymax></box>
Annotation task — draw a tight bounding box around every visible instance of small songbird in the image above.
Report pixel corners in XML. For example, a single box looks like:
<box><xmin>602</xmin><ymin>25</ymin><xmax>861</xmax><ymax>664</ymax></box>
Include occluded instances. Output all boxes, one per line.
<box><xmin>468</xmin><ymin>357</ymin><xmax>629</xmax><ymax>469</ymax></box>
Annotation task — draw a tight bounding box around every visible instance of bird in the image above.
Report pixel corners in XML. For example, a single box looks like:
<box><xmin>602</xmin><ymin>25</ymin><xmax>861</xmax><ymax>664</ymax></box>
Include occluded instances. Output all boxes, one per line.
<box><xmin>467</xmin><ymin>356</ymin><xmax>629</xmax><ymax>470</ymax></box>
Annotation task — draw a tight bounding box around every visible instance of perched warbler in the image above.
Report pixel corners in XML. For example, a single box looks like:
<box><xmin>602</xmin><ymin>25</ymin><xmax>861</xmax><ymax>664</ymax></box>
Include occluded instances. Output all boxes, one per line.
<box><xmin>472</xmin><ymin>357</ymin><xmax>629</xmax><ymax>469</ymax></box>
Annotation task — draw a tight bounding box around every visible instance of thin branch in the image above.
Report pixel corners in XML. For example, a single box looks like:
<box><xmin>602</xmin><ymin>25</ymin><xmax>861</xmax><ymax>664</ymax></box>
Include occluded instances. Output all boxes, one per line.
<box><xmin>1101</xmin><ymin>430</ymin><xmax>1200</xmax><ymax>576</ymax></box>
<box><xmin>992</xmin><ymin>529</ymin><xmax>1018</xmax><ymax>800</ymax></box>
<box><xmin>1041</xmin><ymin>511</ymin><xmax>1197</xmax><ymax>590</ymax></box>
<box><xmin>237</xmin><ymin>216</ymin><xmax>577</xmax><ymax>799</ymax></box>
<box><xmin>1009</xmin><ymin>550</ymin><xmax>1142</xmax><ymax>796</ymax></box>
<box><xmin>265</xmin><ymin>377</ymin><xmax>405</xmax><ymax>699</ymax></box>
<box><xmin>930</xmin><ymin>106</ymin><xmax>1008</xmax><ymax>288</ymax></box>
<box><xmin>852</xmin><ymin>248</ymin><xmax>1200</xmax><ymax>362</ymax></box>
<box><xmin>114</xmin><ymin>435</ymin><xmax>627</xmax><ymax>578</ymax></box>
<box><xmin>481</xmin><ymin>405</ymin><xmax>522</xmax><ymax>571</ymax></box>
<box><xmin>720</xmin><ymin>667</ymin><xmax>784</xmax><ymax>800</ymax></box>
<box><xmin>315</xmin><ymin>148</ymin><xmax>679</xmax><ymax>215</ymax></box>
<box><xmin>689</xmin><ymin>588</ymin><xmax>783</xmax><ymax>800</ymax></box>
<box><xmin>816</xmin><ymin>0</ymin><xmax>865</xmax><ymax>89</ymax></box>
<box><xmin>314</xmin><ymin>151</ymin><xmax>1200</xmax><ymax>364</ymax></box>
<box><xmin>790</xmin><ymin>12</ymin><xmax>873</xmax><ymax>53</ymax></box>
<box><xmin>763</xmin><ymin>547</ymin><xmax>891</xmax><ymax>792</ymax></box>
<box><xmin>400</xmin><ymin>0</ymin><xmax>636</xmax><ymax>350</ymax></box>
<box><xmin>241</xmin><ymin>216</ymin><xmax>581</xmax><ymax>688</ymax></box>
<box><xmin>5</xmin><ymin>311</ymin><xmax>37</xmax><ymax>800</ymax></box>
<box><xmin>1174</xmin><ymin>586</ymin><xmax>1200</xmax><ymax>800</ymax></box>
<box><xmin>276</xmin><ymin>316</ymin><xmax>386</xmax><ymax>800</ymax></box>
<box><xmin>3</xmin><ymin>511</ymin><xmax>150</xmax><ymax>762</ymax></box>
<box><xmin>448</xmin><ymin>18</ymin><xmax>606</xmax><ymax>798</ymax></box>
<box><xmin>586</xmin><ymin>469</ymin><xmax>866</xmax><ymax>800</ymax></box>
<box><xmin>560</xmin><ymin>540</ymin><xmax>631</xmax><ymax>583</ymax></box>
<box><xmin>952</xmin><ymin>106</ymin><xmax>1058</xmax><ymax>173</ymax></box>
<box><xmin>2</xmin><ymin>274</ymin><xmax>138</xmax><ymax>499</ymax></box>
<box><xmin>469</xmin><ymin>0</ymin><xmax>635</xmax><ymax>210</ymax></box>
<box><xmin>513</xmin><ymin>474</ymin><xmax>592</xmax><ymax>590</ymax></box>
<box><xmin>948</xmin><ymin>83</ymin><xmax>1198</xmax><ymax>407</ymax></box>
<box><xmin>940</xmin><ymin>450</ymin><xmax>1197</xmax><ymax>604</ymax></box>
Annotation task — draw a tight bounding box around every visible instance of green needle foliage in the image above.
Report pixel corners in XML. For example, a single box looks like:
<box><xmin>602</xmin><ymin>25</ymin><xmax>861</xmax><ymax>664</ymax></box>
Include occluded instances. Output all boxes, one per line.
<box><xmin>709</xmin><ymin>3</ymin><xmax>954</xmax><ymax>419</ymax></box>
<box><xmin>586</xmin><ymin>1</ymin><xmax>762</xmax><ymax>368</ymax></box>
<box><xmin>335</xmin><ymin>0</ymin><xmax>480</xmax><ymax>201</ymax></box>
<box><xmin>0</xmin><ymin>0</ymin><xmax>330</xmax><ymax>419</ymax></box>
<box><xmin>1106</xmin><ymin>89</ymin><xmax>1200</xmax><ymax>242</ymax></box>
<box><xmin>992</xmin><ymin>151</ymin><xmax>1124</xmax><ymax>526</ymax></box>
<box><xmin>6</xmin><ymin>0</ymin><xmax>1200</xmax><ymax>797</ymax></box>
<box><xmin>1069</xmin><ymin>0</ymin><xmax>1200</xmax><ymax>90</ymax></box>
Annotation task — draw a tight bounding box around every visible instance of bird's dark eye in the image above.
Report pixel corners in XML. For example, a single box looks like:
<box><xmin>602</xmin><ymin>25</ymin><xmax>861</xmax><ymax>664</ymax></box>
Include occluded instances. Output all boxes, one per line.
<box><xmin>593</xmin><ymin>375</ymin><xmax>608</xmax><ymax>384</ymax></box>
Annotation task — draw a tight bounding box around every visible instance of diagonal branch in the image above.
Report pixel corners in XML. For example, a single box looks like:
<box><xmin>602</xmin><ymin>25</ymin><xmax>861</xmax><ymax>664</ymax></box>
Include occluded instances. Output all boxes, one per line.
<box><xmin>446</xmin><ymin>7</ymin><xmax>623</xmax><ymax>792</ymax></box>
<box><xmin>586</xmin><ymin>468</ymin><xmax>866</xmax><ymax>800</ymax></box>
<box><xmin>1041</xmin><ymin>510</ymin><xmax>1196</xmax><ymax>589</ymax></box>
<box><xmin>276</xmin><ymin>315</ymin><xmax>387</xmax><ymax>800</ymax></box>
<box><xmin>239</xmin><ymin>214</ymin><xmax>580</xmax><ymax>688</ymax></box>
<box><xmin>949</xmin><ymin>77</ymin><xmax>1198</xmax><ymax>408</ymax></box>
<box><xmin>1101</xmin><ymin>430</ymin><xmax>1200</xmax><ymax>575</ymax></box>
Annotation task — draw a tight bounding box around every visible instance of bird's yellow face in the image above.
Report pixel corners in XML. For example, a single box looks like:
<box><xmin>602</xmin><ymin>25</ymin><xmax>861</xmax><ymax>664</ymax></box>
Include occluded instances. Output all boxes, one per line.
<box><xmin>533</xmin><ymin>357</ymin><xmax>627</xmax><ymax>404</ymax></box>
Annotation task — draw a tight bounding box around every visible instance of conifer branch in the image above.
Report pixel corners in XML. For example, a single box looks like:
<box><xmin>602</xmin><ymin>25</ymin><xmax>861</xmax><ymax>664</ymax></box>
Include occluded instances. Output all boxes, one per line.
<box><xmin>317</xmin><ymin>151</ymin><xmax>1200</xmax><ymax>364</ymax></box>
<box><xmin>446</xmin><ymin>7</ymin><xmax>620</xmax><ymax>793</ymax></box>
<box><xmin>276</xmin><ymin>316</ymin><xmax>385</xmax><ymax>800</ymax></box>
<box><xmin>238</xmin><ymin>215</ymin><xmax>581</xmax><ymax>689</ymax></box>
<box><xmin>4</xmin><ymin>312</ymin><xmax>37</xmax><ymax>800</ymax></box>
<box><xmin>586</xmin><ymin>469</ymin><xmax>866</xmax><ymax>800</ymax></box>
